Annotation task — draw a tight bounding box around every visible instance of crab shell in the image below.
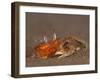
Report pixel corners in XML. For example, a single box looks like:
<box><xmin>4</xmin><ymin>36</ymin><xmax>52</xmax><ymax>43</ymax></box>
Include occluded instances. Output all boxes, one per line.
<box><xmin>34</xmin><ymin>39</ymin><xmax>62</xmax><ymax>59</ymax></box>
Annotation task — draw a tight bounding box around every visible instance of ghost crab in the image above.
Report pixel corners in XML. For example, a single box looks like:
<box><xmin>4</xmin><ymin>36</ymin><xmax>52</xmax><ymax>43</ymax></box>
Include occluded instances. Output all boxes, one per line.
<box><xmin>55</xmin><ymin>36</ymin><xmax>87</xmax><ymax>58</ymax></box>
<box><xmin>34</xmin><ymin>34</ymin><xmax>87</xmax><ymax>59</ymax></box>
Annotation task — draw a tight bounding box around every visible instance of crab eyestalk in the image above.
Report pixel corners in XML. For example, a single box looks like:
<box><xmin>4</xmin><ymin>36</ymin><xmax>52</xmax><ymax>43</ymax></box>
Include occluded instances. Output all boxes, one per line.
<box><xmin>43</xmin><ymin>35</ymin><xmax>48</xmax><ymax>43</ymax></box>
<box><xmin>53</xmin><ymin>32</ymin><xmax>57</xmax><ymax>40</ymax></box>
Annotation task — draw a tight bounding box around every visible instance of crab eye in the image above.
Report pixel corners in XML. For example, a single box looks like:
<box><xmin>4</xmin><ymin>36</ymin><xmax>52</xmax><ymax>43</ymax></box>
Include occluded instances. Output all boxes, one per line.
<box><xmin>64</xmin><ymin>41</ymin><xmax>69</xmax><ymax>45</ymax></box>
<box><xmin>62</xmin><ymin>41</ymin><xmax>69</xmax><ymax>48</ymax></box>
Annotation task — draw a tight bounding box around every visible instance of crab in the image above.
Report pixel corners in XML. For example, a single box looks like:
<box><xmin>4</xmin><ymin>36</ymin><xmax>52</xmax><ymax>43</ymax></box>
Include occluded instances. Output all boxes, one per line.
<box><xmin>55</xmin><ymin>36</ymin><xmax>87</xmax><ymax>58</ymax></box>
<box><xmin>34</xmin><ymin>39</ymin><xmax>62</xmax><ymax>59</ymax></box>
<box><xmin>34</xmin><ymin>34</ymin><xmax>87</xmax><ymax>59</ymax></box>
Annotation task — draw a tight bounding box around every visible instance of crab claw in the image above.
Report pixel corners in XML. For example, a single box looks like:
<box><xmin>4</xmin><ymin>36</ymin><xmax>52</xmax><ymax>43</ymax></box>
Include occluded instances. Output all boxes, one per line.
<box><xmin>55</xmin><ymin>51</ymin><xmax>64</xmax><ymax>55</ymax></box>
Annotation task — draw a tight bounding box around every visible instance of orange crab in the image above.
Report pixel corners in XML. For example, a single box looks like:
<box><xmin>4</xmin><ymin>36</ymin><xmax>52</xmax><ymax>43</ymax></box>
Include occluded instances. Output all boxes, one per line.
<box><xmin>34</xmin><ymin>39</ymin><xmax>62</xmax><ymax>59</ymax></box>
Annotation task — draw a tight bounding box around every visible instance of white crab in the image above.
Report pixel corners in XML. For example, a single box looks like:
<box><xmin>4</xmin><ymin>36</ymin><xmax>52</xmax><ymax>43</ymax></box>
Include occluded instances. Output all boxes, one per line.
<box><xmin>55</xmin><ymin>36</ymin><xmax>87</xmax><ymax>58</ymax></box>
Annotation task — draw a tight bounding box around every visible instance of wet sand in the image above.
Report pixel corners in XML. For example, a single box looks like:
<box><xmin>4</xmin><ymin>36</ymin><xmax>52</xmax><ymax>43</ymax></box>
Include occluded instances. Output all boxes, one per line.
<box><xmin>26</xmin><ymin>50</ymin><xmax>89</xmax><ymax>67</ymax></box>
